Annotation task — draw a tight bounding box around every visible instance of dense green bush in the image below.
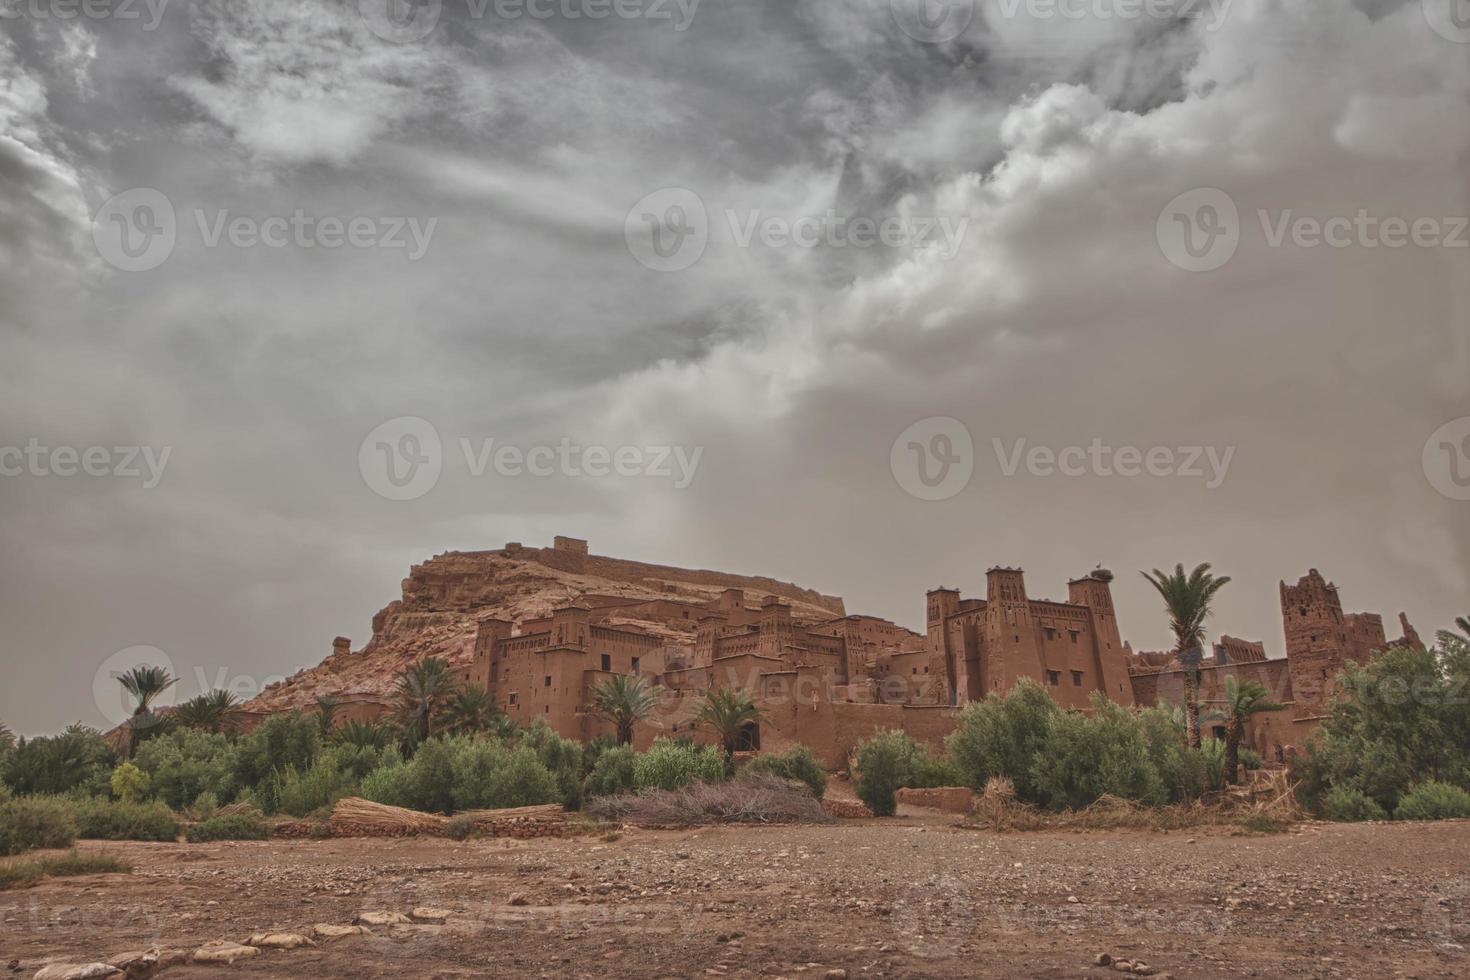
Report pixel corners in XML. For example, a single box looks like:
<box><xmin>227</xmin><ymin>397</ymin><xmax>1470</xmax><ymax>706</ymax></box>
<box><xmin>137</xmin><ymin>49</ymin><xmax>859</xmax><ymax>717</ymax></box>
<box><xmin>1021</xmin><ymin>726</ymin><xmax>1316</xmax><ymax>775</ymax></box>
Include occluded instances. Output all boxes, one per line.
<box><xmin>742</xmin><ymin>746</ymin><xmax>827</xmax><ymax>799</ymax></box>
<box><xmin>633</xmin><ymin>738</ymin><xmax>725</xmax><ymax>792</ymax></box>
<box><xmin>520</xmin><ymin>720</ymin><xmax>584</xmax><ymax>810</ymax></box>
<box><xmin>946</xmin><ymin>681</ymin><xmax>1058</xmax><ymax>800</ymax></box>
<box><xmin>1394</xmin><ymin>781</ymin><xmax>1470</xmax><ymax>821</ymax></box>
<box><xmin>233</xmin><ymin>713</ymin><xmax>320</xmax><ymax>794</ymax></box>
<box><xmin>185</xmin><ymin>811</ymin><xmax>270</xmax><ymax>842</ymax></box>
<box><xmin>3</xmin><ymin>727</ymin><xmax>115</xmax><ymax>798</ymax></box>
<box><xmin>583</xmin><ymin>745</ymin><xmax>637</xmax><ymax>799</ymax></box>
<box><xmin>905</xmin><ymin>752</ymin><xmax>964</xmax><ymax>790</ymax></box>
<box><xmin>68</xmin><ymin>798</ymin><xmax>180</xmax><ymax>841</ymax></box>
<box><xmin>854</xmin><ymin>730</ymin><xmax>918</xmax><ymax>817</ymax></box>
<box><xmin>1322</xmin><ymin>786</ymin><xmax>1388</xmax><ymax>822</ymax></box>
<box><xmin>360</xmin><ymin>738</ymin><xmax>456</xmax><ymax>814</ymax></box>
<box><xmin>1030</xmin><ymin>698</ymin><xmax>1169</xmax><ymax>809</ymax></box>
<box><xmin>451</xmin><ymin>739</ymin><xmax>561</xmax><ymax>811</ymax></box>
<box><xmin>1299</xmin><ymin>643</ymin><xmax>1470</xmax><ymax>815</ymax></box>
<box><xmin>0</xmin><ymin>797</ymin><xmax>78</xmax><ymax>855</ymax></box>
<box><xmin>945</xmin><ymin>684</ymin><xmax>1217</xmax><ymax>811</ymax></box>
<box><xmin>272</xmin><ymin>759</ymin><xmax>357</xmax><ymax>817</ymax></box>
<box><xmin>134</xmin><ymin>729</ymin><xmax>238</xmax><ymax>810</ymax></box>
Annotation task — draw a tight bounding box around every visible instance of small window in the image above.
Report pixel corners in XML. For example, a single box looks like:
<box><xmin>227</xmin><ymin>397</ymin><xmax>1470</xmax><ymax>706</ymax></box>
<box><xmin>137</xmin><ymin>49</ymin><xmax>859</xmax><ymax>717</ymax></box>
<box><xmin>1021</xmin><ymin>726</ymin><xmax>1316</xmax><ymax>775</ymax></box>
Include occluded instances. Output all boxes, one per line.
<box><xmin>1069</xmin><ymin>631</ymin><xmax>1079</xmax><ymax>644</ymax></box>
<box><xmin>601</xmin><ymin>654</ymin><xmax>611</xmax><ymax>671</ymax></box>
<box><xmin>632</xmin><ymin>657</ymin><xmax>641</xmax><ymax>674</ymax></box>
<box><xmin>1044</xmin><ymin>627</ymin><xmax>1057</xmax><ymax>641</ymax></box>
<box><xmin>508</xmin><ymin>692</ymin><xmax>519</xmax><ymax>706</ymax></box>
<box><xmin>1071</xmin><ymin>670</ymin><xmax>1083</xmax><ymax>687</ymax></box>
<box><xmin>1046</xmin><ymin>670</ymin><xmax>1060</xmax><ymax>686</ymax></box>
<box><xmin>544</xmin><ymin>675</ymin><xmax>551</xmax><ymax>687</ymax></box>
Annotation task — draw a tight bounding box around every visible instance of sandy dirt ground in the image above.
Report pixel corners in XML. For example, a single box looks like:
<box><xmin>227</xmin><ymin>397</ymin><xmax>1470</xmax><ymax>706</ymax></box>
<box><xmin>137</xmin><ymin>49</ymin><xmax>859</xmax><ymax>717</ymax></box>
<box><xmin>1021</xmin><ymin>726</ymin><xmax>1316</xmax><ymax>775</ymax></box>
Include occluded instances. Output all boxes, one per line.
<box><xmin>4</xmin><ymin>812</ymin><xmax>1469</xmax><ymax>979</ymax></box>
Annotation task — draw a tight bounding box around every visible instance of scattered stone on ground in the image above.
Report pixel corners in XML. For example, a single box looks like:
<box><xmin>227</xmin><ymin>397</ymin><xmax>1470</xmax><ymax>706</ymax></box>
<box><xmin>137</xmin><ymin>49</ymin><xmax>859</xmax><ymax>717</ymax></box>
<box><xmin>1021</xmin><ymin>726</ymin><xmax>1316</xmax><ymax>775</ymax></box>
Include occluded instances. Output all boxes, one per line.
<box><xmin>190</xmin><ymin>941</ymin><xmax>258</xmax><ymax>965</ymax></box>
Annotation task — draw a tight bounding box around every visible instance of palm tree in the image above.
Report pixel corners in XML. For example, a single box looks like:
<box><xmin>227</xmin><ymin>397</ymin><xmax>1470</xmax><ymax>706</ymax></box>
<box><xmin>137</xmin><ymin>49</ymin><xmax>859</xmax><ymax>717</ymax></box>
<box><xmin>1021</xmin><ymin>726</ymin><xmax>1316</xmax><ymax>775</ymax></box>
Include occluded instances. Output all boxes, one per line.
<box><xmin>1219</xmin><ymin>678</ymin><xmax>1284</xmax><ymax>784</ymax></box>
<box><xmin>315</xmin><ymin>695</ymin><xmax>342</xmax><ymax>737</ymax></box>
<box><xmin>117</xmin><ymin>664</ymin><xmax>177</xmax><ymax>756</ymax></box>
<box><xmin>1141</xmin><ymin>563</ymin><xmax>1231</xmax><ymax>748</ymax></box>
<box><xmin>173</xmin><ymin>689</ymin><xmax>242</xmax><ymax>734</ymax></box>
<box><xmin>444</xmin><ymin>685</ymin><xmax>500</xmax><ymax>736</ymax></box>
<box><xmin>393</xmin><ymin>657</ymin><xmax>456</xmax><ymax>743</ymax></box>
<box><xmin>333</xmin><ymin>719</ymin><xmax>392</xmax><ymax>751</ymax></box>
<box><xmin>590</xmin><ymin>674</ymin><xmax>662</xmax><ymax>745</ymax></box>
<box><xmin>694</xmin><ymin>688</ymin><xmax>761</xmax><ymax>771</ymax></box>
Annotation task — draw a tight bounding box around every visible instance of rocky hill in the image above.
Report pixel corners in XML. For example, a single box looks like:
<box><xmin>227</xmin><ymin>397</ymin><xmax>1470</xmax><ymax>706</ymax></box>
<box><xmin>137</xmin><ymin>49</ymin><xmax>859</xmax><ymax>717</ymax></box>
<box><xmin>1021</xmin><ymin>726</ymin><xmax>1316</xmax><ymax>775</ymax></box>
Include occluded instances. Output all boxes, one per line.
<box><xmin>245</xmin><ymin>538</ymin><xmax>846</xmax><ymax>712</ymax></box>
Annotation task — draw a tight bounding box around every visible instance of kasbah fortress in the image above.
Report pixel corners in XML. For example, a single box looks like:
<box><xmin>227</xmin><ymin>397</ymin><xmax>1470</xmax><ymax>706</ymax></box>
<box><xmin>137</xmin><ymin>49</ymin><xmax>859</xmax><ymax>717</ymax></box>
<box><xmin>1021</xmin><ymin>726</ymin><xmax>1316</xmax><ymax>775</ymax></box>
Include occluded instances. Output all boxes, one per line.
<box><xmin>244</xmin><ymin>536</ymin><xmax>1423</xmax><ymax>769</ymax></box>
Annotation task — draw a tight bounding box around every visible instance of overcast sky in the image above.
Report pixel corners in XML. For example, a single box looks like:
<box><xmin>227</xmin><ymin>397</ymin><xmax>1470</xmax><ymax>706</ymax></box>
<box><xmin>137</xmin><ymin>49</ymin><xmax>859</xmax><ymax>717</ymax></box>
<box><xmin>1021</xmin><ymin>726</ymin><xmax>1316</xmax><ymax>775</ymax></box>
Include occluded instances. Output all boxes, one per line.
<box><xmin>1</xmin><ymin>0</ymin><xmax>1467</xmax><ymax>734</ymax></box>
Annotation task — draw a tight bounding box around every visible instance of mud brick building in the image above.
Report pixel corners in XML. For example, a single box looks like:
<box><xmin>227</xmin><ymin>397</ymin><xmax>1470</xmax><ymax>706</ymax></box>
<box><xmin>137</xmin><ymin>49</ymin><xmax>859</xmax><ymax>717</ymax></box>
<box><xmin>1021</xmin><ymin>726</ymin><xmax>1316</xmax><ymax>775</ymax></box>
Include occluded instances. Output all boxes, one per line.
<box><xmin>252</xmin><ymin>537</ymin><xmax>1421</xmax><ymax>770</ymax></box>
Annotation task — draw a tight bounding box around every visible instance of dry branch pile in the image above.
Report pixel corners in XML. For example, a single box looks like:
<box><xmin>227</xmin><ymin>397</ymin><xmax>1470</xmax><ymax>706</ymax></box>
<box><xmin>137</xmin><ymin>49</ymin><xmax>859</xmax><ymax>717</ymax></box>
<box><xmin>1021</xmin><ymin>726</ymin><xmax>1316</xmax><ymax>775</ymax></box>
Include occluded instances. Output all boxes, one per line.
<box><xmin>329</xmin><ymin>798</ymin><xmax>448</xmax><ymax>837</ymax></box>
<box><xmin>460</xmin><ymin>804</ymin><xmax>570</xmax><ymax>839</ymax></box>
<box><xmin>588</xmin><ymin>774</ymin><xmax>831</xmax><ymax>827</ymax></box>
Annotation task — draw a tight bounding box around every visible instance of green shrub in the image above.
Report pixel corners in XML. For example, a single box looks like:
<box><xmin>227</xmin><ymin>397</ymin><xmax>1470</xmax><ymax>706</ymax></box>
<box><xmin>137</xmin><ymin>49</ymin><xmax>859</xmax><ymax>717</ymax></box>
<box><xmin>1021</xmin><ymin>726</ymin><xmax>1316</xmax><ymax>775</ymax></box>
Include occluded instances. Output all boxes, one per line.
<box><xmin>1394</xmin><ymin>781</ymin><xmax>1470</xmax><ymax>821</ymax></box>
<box><xmin>742</xmin><ymin>746</ymin><xmax>827</xmax><ymax>799</ymax></box>
<box><xmin>1300</xmin><ymin>645</ymin><xmax>1470</xmax><ymax>814</ymax></box>
<box><xmin>274</xmin><ymin>759</ymin><xmax>356</xmax><ymax>818</ymax></box>
<box><xmin>360</xmin><ymin>738</ymin><xmax>457</xmax><ymax>815</ymax></box>
<box><xmin>1322</xmin><ymin>786</ymin><xmax>1388</xmax><ymax>822</ymax></box>
<box><xmin>451</xmin><ymin>740</ymin><xmax>561</xmax><ymax>811</ymax></box>
<box><xmin>946</xmin><ymin>681</ymin><xmax>1059</xmax><ymax>800</ymax></box>
<box><xmin>1137</xmin><ymin>705</ymin><xmax>1210</xmax><ymax>803</ymax></box>
<box><xmin>854</xmin><ymin>730</ymin><xmax>918</xmax><ymax>817</ymax></box>
<box><xmin>109</xmin><ymin>762</ymin><xmax>149</xmax><ymax>804</ymax></box>
<box><xmin>580</xmin><ymin>735</ymin><xmax>619</xmax><ymax>778</ymax></box>
<box><xmin>1199</xmin><ymin>738</ymin><xmax>1228</xmax><ymax>793</ymax></box>
<box><xmin>69</xmin><ymin>798</ymin><xmax>179</xmax><ymax>842</ymax></box>
<box><xmin>633</xmin><ymin>739</ymin><xmax>725</xmax><ymax>792</ymax></box>
<box><xmin>520</xmin><ymin>721</ymin><xmax>584</xmax><ymax>810</ymax></box>
<box><xmin>1029</xmin><ymin>698</ymin><xmax>1170</xmax><ymax>811</ymax></box>
<box><xmin>134</xmin><ymin>730</ymin><xmax>237</xmax><ymax>810</ymax></box>
<box><xmin>185</xmin><ymin>811</ymin><xmax>269</xmax><ymax>842</ymax></box>
<box><xmin>233</xmin><ymin>713</ymin><xmax>319</xmax><ymax>792</ymax></box>
<box><xmin>0</xmin><ymin>797</ymin><xmax>78</xmax><ymax>856</ymax></box>
<box><xmin>906</xmin><ymin>752</ymin><xmax>963</xmax><ymax>790</ymax></box>
<box><xmin>583</xmin><ymin>745</ymin><xmax>637</xmax><ymax>799</ymax></box>
<box><xmin>3</xmin><ymin>727</ymin><xmax>115</xmax><ymax>797</ymax></box>
<box><xmin>1238</xmin><ymin>748</ymin><xmax>1263</xmax><ymax>771</ymax></box>
<box><xmin>444</xmin><ymin>814</ymin><xmax>475</xmax><ymax>840</ymax></box>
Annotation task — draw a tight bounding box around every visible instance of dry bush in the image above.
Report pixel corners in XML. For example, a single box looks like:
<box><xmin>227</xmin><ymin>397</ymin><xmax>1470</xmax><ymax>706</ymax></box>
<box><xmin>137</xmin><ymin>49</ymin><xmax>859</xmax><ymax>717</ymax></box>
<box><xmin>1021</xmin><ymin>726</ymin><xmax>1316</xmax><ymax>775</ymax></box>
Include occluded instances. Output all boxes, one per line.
<box><xmin>587</xmin><ymin>774</ymin><xmax>832</xmax><ymax>827</ymax></box>
<box><xmin>970</xmin><ymin>772</ymin><xmax>1302</xmax><ymax>834</ymax></box>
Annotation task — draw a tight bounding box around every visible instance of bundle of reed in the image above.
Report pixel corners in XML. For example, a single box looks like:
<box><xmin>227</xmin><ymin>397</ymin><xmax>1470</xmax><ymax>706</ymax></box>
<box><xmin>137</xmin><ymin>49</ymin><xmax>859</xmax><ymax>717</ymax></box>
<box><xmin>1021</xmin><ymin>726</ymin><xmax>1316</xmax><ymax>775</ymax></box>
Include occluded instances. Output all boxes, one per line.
<box><xmin>329</xmin><ymin>797</ymin><xmax>447</xmax><ymax>837</ymax></box>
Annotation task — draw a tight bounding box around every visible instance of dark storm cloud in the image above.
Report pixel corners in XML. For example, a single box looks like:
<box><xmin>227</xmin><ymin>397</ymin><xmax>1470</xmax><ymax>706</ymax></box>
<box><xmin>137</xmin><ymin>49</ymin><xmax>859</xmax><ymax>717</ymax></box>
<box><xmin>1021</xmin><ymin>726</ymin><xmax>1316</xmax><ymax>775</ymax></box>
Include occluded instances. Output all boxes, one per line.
<box><xmin>1</xmin><ymin>0</ymin><xmax>1466</xmax><ymax>733</ymax></box>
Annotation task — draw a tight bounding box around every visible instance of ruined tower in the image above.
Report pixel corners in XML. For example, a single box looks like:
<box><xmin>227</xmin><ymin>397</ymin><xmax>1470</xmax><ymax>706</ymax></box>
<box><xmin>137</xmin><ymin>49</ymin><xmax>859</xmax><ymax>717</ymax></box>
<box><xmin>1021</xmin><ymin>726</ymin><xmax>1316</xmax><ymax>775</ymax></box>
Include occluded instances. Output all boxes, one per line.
<box><xmin>983</xmin><ymin>567</ymin><xmax>1036</xmax><ymax>695</ymax></box>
